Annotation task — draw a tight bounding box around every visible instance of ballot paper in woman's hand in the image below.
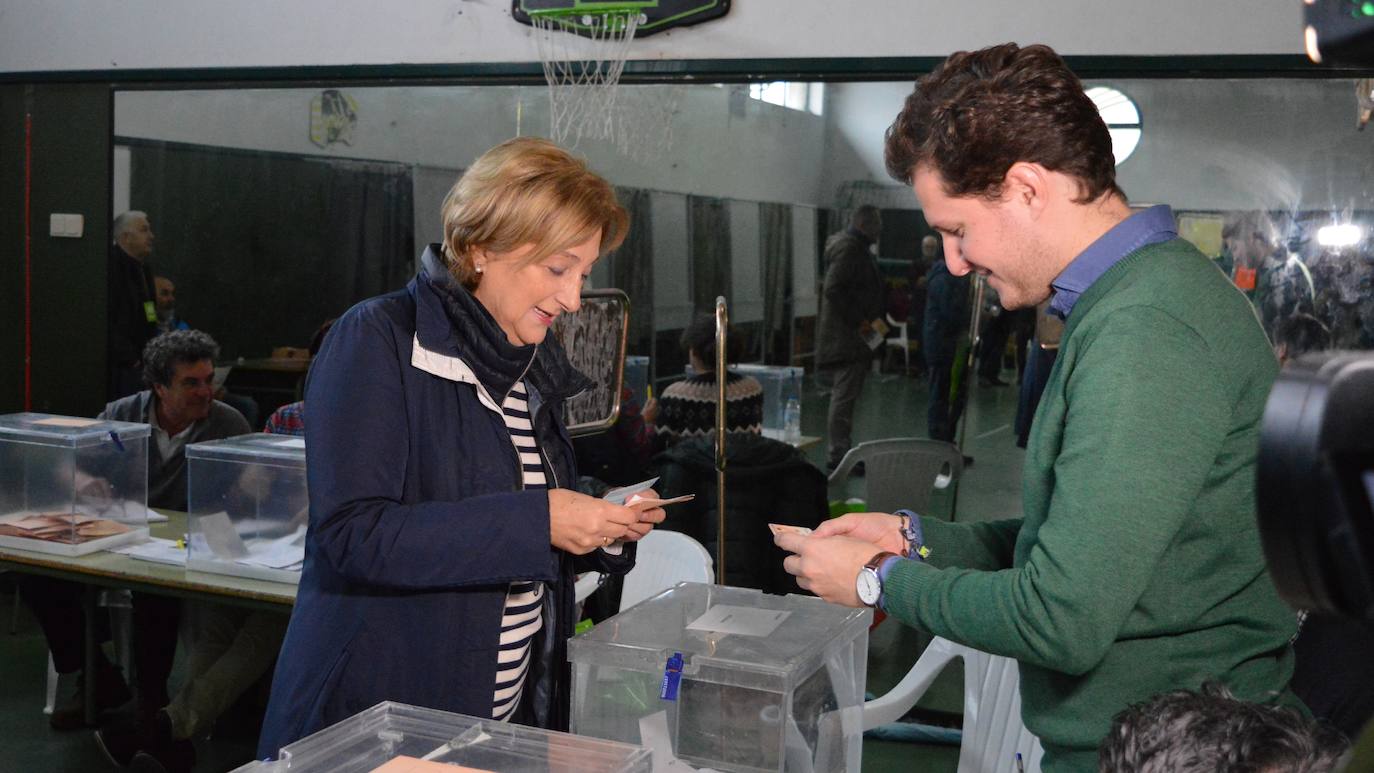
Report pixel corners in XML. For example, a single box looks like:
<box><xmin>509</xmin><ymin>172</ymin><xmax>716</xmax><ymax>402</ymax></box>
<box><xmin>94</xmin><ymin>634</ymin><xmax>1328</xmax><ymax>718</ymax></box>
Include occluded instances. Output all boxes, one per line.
<box><xmin>602</xmin><ymin>477</ymin><xmax>660</xmax><ymax>505</ymax></box>
<box><xmin>626</xmin><ymin>494</ymin><xmax>695</xmax><ymax>510</ymax></box>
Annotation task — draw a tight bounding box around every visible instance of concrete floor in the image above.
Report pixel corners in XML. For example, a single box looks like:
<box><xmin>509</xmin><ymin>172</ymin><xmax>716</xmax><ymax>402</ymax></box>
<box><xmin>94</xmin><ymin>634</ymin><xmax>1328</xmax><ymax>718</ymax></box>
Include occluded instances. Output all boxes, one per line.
<box><xmin>0</xmin><ymin>361</ymin><xmax>1027</xmax><ymax>773</ymax></box>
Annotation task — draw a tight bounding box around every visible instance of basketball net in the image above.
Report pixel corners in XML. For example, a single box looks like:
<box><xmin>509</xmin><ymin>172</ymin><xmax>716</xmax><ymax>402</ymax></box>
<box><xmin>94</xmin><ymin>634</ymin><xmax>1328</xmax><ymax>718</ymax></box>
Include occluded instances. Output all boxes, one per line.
<box><xmin>531</xmin><ymin>10</ymin><xmax>679</xmax><ymax>162</ymax></box>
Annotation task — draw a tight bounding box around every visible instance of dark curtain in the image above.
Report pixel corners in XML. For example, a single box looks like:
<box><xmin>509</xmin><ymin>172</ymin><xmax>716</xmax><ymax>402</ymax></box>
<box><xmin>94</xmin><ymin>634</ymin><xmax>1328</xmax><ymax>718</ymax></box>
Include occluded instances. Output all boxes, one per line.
<box><xmin>817</xmin><ymin>208</ymin><xmax>840</xmax><ymax>276</ymax></box>
<box><xmin>759</xmin><ymin>202</ymin><xmax>793</xmax><ymax>365</ymax></box>
<box><xmin>611</xmin><ymin>186</ymin><xmax>654</xmax><ymax>357</ymax></box>
<box><xmin>688</xmin><ymin>196</ymin><xmax>732</xmax><ymax>314</ymax></box>
<box><xmin>127</xmin><ymin>139</ymin><xmax>414</xmax><ymax>359</ymax></box>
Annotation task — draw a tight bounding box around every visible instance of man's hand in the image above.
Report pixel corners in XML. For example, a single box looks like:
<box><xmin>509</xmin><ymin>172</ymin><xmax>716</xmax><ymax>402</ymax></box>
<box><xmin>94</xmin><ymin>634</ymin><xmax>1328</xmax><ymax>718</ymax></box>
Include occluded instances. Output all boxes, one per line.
<box><xmin>775</xmin><ymin>531</ymin><xmax>881</xmax><ymax>607</ymax></box>
<box><xmin>814</xmin><ymin>512</ymin><xmax>906</xmax><ymax>555</ymax></box>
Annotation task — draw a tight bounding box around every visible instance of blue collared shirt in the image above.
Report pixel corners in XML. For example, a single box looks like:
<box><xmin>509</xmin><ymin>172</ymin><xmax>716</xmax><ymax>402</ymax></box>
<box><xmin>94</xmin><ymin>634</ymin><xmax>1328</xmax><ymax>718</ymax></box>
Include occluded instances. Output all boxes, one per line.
<box><xmin>1048</xmin><ymin>205</ymin><xmax>1178</xmax><ymax>320</ymax></box>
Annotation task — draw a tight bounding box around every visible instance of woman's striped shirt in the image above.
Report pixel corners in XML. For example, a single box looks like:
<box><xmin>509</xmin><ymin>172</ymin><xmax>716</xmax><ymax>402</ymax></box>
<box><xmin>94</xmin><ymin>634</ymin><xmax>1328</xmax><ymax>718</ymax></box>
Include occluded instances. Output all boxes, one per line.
<box><xmin>493</xmin><ymin>380</ymin><xmax>545</xmax><ymax>721</ymax></box>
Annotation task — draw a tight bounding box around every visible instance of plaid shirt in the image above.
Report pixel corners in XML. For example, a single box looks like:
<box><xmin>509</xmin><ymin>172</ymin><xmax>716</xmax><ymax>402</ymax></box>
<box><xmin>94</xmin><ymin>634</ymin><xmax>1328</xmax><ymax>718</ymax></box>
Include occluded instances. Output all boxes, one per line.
<box><xmin>264</xmin><ymin>401</ymin><xmax>305</xmax><ymax>437</ymax></box>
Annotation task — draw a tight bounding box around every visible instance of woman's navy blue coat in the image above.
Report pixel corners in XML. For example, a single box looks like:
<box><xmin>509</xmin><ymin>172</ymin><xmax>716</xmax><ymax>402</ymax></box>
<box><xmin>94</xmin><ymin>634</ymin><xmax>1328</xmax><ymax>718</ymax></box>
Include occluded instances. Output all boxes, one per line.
<box><xmin>257</xmin><ymin>246</ymin><xmax>635</xmax><ymax>757</ymax></box>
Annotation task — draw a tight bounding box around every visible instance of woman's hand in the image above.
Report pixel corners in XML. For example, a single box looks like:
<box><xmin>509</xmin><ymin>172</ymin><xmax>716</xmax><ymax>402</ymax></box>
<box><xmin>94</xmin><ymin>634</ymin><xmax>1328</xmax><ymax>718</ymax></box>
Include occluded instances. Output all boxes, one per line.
<box><xmin>548</xmin><ymin>489</ymin><xmax>640</xmax><ymax>555</ymax></box>
<box><xmin>621</xmin><ymin>490</ymin><xmax>666</xmax><ymax>542</ymax></box>
<box><xmin>813</xmin><ymin>512</ymin><xmax>906</xmax><ymax>555</ymax></box>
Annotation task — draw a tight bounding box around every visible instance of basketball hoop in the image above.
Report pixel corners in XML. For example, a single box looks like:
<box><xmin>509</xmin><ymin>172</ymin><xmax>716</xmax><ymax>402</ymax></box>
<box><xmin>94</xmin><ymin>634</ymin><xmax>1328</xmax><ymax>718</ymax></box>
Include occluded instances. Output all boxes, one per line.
<box><xmin>528</xmin><ymin>3</ymin><xmax>679</xmax><ymax>161</ymax></box>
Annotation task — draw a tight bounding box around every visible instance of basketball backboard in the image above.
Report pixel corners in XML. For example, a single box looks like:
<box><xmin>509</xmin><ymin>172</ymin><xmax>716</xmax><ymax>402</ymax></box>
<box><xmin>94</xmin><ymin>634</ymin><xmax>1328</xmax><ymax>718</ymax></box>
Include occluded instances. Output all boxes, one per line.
<box><xmin>512</xmin><ymin>0</ymin><xmax>729</xmax><ymax>38</ymax></box>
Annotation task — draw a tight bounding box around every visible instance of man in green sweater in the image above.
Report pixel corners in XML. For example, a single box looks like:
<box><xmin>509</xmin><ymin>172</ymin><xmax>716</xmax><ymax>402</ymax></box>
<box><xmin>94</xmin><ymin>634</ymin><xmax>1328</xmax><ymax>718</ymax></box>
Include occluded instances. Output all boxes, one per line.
<box><xmin>776</xmin><ymin>43</ymin><xmax>1299</xmax><ymax>772</ymax></box>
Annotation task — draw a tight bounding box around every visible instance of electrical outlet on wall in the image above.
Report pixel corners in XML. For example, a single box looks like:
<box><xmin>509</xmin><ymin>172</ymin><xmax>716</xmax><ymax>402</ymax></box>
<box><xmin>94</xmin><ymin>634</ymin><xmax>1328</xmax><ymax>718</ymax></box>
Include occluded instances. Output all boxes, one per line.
<box><xmin>47</xmin><ymin>213</ymin><xmax>85</xmax><ymax>238</ymax></box>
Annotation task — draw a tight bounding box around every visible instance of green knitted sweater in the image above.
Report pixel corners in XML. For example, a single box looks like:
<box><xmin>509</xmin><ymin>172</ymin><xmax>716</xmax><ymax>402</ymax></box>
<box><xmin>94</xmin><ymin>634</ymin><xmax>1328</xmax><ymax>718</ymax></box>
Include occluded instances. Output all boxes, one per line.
<box><xmin>883</xmin><ymin>238</ymin><xmax>1298</xmax><ymax>772</ymax></box>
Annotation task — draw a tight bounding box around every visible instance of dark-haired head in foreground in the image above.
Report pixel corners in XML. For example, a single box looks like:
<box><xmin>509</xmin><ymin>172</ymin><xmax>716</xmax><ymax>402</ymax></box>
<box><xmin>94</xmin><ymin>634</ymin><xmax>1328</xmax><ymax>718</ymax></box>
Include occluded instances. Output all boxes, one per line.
<box><xmin>1099</xmin><ymin>682</ymin><xmax>1347</xmax><ymax>773</ymax></box>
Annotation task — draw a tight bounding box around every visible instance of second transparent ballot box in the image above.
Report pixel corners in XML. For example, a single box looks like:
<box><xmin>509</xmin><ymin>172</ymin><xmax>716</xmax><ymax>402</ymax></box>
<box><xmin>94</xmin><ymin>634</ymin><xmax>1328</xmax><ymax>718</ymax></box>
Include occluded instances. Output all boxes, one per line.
<box><xmin>235</xmin><ymin>700</ymin><xmax>651</xmax><ymax>773</ymax></box>
<box><xmin>186</xmin><ymin>433</ymin><xmax>307</xmax><ymax>584</ymax></box>
<box><xmin>731</xmin><ymin>364</ymin><xmax>804</xmax><ymax>438</ymax></box>
<box><xmin>624</xmin><ymin>355</ymin><xmax>651</xmax><ymax>410</ymax></box>
<box><xmin>0</xmin><ymin>412</ymin><xmax>150</xmax><ymax>556</ymax></box>
<box><xmin>569</xmin><ymin>582</ymin><xmax>871</xmax><ymax>773</ymax></box>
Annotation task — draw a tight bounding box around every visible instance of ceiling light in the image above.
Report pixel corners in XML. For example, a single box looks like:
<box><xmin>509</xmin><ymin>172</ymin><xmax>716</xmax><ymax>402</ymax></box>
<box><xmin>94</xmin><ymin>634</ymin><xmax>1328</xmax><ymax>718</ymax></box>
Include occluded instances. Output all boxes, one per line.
<box><xmin>1317</xmin><ymin>223</ymin><xmax>1362</xmax><ymax>247</ymax></box>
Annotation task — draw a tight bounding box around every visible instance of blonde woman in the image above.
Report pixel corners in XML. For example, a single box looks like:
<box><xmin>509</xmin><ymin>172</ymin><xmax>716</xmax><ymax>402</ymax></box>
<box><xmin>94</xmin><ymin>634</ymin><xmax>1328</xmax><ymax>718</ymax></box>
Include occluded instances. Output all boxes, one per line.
<box><xmin>259</xmin><ymin>138</ymin><xmax>664</xmax><ymax>754</ymax></box>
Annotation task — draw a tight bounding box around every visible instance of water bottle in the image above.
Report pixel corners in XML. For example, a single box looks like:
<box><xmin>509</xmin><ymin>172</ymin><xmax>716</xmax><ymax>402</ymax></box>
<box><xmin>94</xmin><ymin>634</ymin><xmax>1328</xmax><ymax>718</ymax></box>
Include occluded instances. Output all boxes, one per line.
<box><xmin>783</xmin><ymin>396</ymin><xmax>802</xmax><ymax>445</ymax></box>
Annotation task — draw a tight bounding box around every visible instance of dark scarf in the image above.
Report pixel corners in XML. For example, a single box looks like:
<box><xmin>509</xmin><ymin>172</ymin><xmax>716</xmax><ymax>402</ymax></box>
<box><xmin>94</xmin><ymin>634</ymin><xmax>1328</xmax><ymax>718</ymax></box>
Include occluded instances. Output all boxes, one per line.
<box><xmin>417</xmin><ymin>244</ymin><xmax>591</xmax><ymax>406</ymax></box>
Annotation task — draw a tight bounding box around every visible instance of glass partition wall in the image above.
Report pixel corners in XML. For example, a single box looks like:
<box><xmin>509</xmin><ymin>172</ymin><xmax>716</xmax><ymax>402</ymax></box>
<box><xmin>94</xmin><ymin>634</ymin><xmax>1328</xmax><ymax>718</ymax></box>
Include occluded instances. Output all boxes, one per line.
<box><xmin>114</xmin><ymin>76</ymin><xmax>1374</xmax><ymax>521</ymax></box>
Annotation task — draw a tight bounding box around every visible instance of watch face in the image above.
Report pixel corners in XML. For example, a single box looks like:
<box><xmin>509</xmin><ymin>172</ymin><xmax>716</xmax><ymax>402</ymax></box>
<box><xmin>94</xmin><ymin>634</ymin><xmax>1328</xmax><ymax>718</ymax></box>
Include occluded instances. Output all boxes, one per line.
<box><xmin>856</xmin><ymin>568</ymin><xmax>881</xmax><ymax>606</ymax></box>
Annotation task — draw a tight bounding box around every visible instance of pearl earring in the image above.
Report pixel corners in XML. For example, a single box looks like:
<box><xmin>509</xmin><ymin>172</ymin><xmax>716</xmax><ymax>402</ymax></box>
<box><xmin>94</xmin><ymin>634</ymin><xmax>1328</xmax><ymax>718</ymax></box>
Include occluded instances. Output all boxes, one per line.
<box><xmin>475</xmin><ymin>263</ymin><xmax>484</xmax><ymax>274</ymax></box>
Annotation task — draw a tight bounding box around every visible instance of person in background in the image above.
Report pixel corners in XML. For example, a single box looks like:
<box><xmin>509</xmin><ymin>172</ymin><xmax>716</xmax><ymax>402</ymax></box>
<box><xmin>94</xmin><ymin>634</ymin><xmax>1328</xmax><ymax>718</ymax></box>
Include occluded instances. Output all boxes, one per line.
<box><xmin>654</xmin><ymin>313</ymin><xmax>763</xmax><ymax>449</ymax></box>
<box><xmin>108</xmin><ymin>211</ymin><xmax>159</xmax><ymax>400</ymax></box>
<box><xmin>153</xmin><ymin>276</ymin><xmax>190</xmax><ymax>335</ymax></box>
<box><xmin>905</xmin><ymin>234</ymin><xmax>937</xmax><ymax>373</ymax></box>
<box><xmin>1272</xmin><ymin>312</ymin><xmax>1331</xmax><ymax>367</ymax></box>
<box><xmin>816</xmin><ymin>205</ymin><xmax>886</xmax><ymax>472</ymax></box>
<box><xmin>975</xmin><ymin>286</ymin><xmax>1012</xmax><ymax>386</ymax></box>
<box><xmin>1223</xmin><ymin>210</ymin><xmax>1316</xmax><ymax>340</ymax></box>
<box><xmin>257</xmin><ymin>138</ymin><xmax>665</xmax><ymax>757</ymax></box>
<box><xmin>922</xmin><ymin>236</ymin><xmax>971</xmax><ymax>445</ymax></box>
<box><xmin>261</xmin><ymin>319</ymin><xmax>336</xmax><ymax>436</ymax></box>
<box><xmin>17</xmin><ymin>330</ymin><xmax>250</xmax><ymax>735</ymax></box>
<box><xmin>1013</xmin><ymin>299</ymin><xmax>1064</xmax><ymax>448</ymax></box>
<box><xmin>95</xmin><ymin>325</ymin><xmax>336</xmax><ymax>772</ymax></box>
<box><xmin>101</xmin><ymin>330</ymin><xmax>252</xmax><ymax>728</ymax></box>
<box><xmin>1098</xmin><ymin>683</ymin><xmax>1347</xmax><ymax>773</ymax></box>
<box><xmin>779</xmin><ymin>43</ymin><xmax>1300</xmax><ymax>772</ymax></box>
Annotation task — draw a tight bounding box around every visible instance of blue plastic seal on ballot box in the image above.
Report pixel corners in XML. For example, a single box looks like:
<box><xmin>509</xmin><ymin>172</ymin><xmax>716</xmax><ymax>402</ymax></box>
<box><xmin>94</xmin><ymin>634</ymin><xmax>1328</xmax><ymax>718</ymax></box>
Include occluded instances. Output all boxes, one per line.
<box><xmin>660</xmin><ymin>651</ymin><xmax>684</xmax><ymax>701</ymax></box>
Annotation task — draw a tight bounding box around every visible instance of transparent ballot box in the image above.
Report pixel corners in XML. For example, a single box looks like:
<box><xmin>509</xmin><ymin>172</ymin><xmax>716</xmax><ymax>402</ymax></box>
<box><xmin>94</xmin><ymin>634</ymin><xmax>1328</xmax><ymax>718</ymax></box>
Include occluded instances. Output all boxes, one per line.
<box><xmin>186</xmin><ymin>433</ymin><xmax>307</xmax><ymax>584</ymax></box>
<box><xmin>731</xmin><ymin>364</ymin><xmax>804</xmax><ymax>438</ymax></box>
<box><xmin>0</xmin><ymin>412</ymin><xmax>150</xmax><ymax>556</ymax></box>
<box><xmin>235</xmin><ymin>701</ymin><xmax>651</xmax><ymax>773</ymax></box>
<box><xmin>569</xmin><ymin>583</ymin><xmax>870</xmax><ymax>773</ymax></box>
<box><xmin>624</xmin><ymin>355</ymin><xmax>650</xmax><ymax>408</ymax></box>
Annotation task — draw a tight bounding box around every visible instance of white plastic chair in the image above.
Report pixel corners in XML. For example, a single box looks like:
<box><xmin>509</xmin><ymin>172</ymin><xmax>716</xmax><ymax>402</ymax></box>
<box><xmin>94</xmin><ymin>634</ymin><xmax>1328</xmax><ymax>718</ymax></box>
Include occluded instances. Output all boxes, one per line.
<box><xmin>883</xmin><ymin>312</ymin><xmax>916</xmax><ymax>375</ymax></box>
<box><xmin>617</xmin><ymin>530</ymin><xmax>713</xmax><ymax>612</ymax></box>
<box><xmin>864</xmin><ymin>636</ymin><xmax>1044</xmax><ymax>773</ymax></box>
<box><xmin>41</xmin><ymin>589</ymin><xmax>135</xmax><ymax>716</ymax></box>
<box><xmin>828</xmin><ymin>438</ymin><xmax>963</xmax><ymax>516</ymax></box>
<box><xmin>573</xmin><ymin>572</ymin><xmax>603</xmax><ymax>604</ymax></box>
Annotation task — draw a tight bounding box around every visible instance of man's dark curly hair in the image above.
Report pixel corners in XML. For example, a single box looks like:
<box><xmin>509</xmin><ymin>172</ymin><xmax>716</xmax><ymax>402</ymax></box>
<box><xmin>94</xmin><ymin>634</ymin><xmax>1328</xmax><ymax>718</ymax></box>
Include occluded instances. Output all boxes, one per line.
<box><xmin>884</xmin><ymin>42</ymin><xmax>1123</xmax><ymax>204</ymax></box>
<box><xmin>141</xmin><ymin>329</ymin><xmax>219</xmax><ymax>388</ymax></box>
<box><xmin>1099</xmin><ymin>682</ymin><xmax>1347</xmax><ymax>773</ymax></box>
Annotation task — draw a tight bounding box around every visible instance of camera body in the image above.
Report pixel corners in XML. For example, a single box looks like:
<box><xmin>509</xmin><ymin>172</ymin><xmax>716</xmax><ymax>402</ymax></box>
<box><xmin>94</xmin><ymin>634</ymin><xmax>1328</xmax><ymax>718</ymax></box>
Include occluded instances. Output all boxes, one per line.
<box><xmin>1256</xmin><ymin>352</ymin><xmax>1374</xmax><ymax>619</ymax></box>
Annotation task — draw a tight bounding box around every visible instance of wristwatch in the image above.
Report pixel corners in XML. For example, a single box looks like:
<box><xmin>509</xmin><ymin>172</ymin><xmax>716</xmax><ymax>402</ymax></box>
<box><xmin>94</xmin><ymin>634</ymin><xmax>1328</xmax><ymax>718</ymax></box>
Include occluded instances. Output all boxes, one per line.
<box><xmin>856</xmin><ymin>551</ymin><xmax>898</xmax><ymax>607</ymax></box>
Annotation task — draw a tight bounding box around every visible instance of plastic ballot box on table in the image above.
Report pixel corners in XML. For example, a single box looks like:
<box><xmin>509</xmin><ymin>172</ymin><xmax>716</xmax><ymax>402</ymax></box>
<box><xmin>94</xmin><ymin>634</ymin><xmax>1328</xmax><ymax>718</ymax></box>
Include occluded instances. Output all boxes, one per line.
<box><xmin>625</xmin><ymin>355</ymin><xmax>650</xmax><ymax>407</ymax></box>
<box><xmin>234</xmin><ymin>701</ymin><xmax>651</xmax><ymax>773</ymax></box>
<box><xmin>186</xmin><ymin>433</ymin><xmax>307</xmax><ymax>584</ymax></box>
<box><xmin>569</xmin><ymin>582</ymin><xmax>870</xmax><ymax>773</ymax></box>
<box><xmin>0</xmin><ymin>412</ymin><xmax>150</xmax><ymax>556</ymax></box>
<box><xmin>731</xmin><ymin>364</ymin><xmax>803</xmax><ymax>438</ymax></box>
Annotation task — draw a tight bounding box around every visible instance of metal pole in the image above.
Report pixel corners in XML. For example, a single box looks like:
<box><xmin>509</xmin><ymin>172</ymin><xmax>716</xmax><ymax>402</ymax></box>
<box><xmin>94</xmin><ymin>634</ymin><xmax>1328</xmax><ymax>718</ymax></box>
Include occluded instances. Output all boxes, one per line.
<box><xmin>714</xmin><ymin>297</ymin><xmax>729</xmax><ymax>586</ymax></box>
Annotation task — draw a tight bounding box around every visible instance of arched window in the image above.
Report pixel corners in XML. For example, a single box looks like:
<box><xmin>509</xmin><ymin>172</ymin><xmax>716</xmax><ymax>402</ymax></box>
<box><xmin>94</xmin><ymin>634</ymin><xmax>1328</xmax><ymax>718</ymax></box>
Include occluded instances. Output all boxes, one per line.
<box><xmin>1087</xmin><ymin>86</ymin><xmax>1142</xmax><ymax>165</ymax></box>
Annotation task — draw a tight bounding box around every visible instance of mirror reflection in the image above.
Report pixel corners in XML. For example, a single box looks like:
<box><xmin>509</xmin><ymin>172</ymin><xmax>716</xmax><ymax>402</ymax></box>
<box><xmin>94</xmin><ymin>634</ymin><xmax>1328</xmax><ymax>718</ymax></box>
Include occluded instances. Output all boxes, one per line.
<box><xmin>113</xmin><ymin>77</ymin><xmax>1374</xmax><ymax>517</ymax></box>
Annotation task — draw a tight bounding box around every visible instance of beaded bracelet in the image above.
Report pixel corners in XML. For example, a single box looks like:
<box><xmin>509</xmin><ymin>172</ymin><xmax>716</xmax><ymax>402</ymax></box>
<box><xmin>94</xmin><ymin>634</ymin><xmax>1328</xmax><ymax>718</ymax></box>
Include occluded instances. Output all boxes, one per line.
<box><xmin>894</xmin><ymin>508</ymin><xmax>931</xmax><ymax>561</ymax></box>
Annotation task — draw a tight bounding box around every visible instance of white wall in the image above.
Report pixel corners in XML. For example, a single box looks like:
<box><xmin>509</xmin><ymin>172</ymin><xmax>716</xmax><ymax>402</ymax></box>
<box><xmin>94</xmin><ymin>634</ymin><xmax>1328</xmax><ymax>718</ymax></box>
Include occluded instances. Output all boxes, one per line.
<box><xmin>0</xmin><ymin>0</ymin><xmax>1302</xmax><ymax>76</ymax></box>
<box><xmin>114</xmin><ymin>84</ymin><xmax>831</xmax><ymax>206</ymax></box>
<box><xmin>114</xmin><ymin>76</ymin><xmax>1374</xmax><ymax>217</ymax></box>
<box><xmin>1108</xmin><ymin>78</ymin><xmax>1374</xmax><ymax>212</ymax></box>
<box><xmin>821</xmin><ymin>79</ymin><xmax>1374</xmax><ymax>213</ymax></box>
<box><xmin>821</xmin><ymin>82</ymin><xmax>907</xmax><ymax>204</ymax></box>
